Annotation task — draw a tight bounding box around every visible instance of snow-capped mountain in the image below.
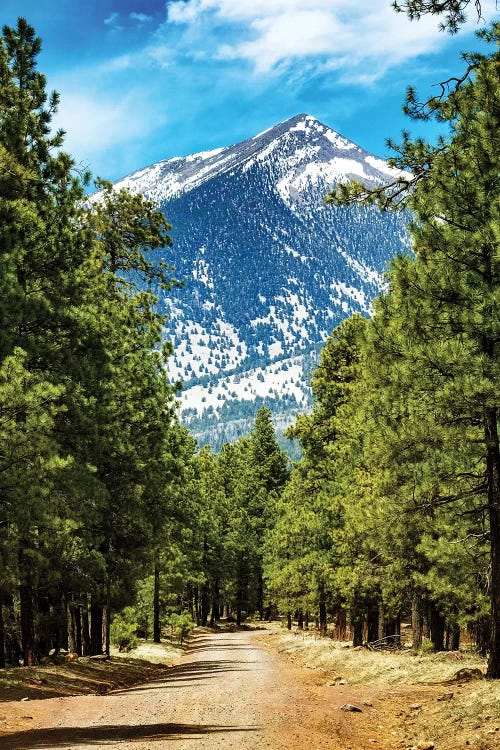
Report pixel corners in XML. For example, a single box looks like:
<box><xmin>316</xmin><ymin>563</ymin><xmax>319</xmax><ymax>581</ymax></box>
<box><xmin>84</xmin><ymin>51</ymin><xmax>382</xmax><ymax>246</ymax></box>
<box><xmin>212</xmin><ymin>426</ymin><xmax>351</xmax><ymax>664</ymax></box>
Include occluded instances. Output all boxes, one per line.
<box><xmin>114</xmin><ymin>114</ymin><xmax>410</xmax><ymax>449</ymax></box>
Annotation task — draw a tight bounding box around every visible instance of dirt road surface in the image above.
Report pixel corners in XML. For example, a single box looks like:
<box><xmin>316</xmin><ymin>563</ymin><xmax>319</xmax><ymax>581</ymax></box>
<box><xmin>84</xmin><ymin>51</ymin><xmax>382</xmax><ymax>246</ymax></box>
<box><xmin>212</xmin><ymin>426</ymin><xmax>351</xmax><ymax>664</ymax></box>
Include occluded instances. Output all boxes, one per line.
<box><xmin>0</xmin><ymin>630</ymin><xmax>398</xmax><ymax>750</ymax></box>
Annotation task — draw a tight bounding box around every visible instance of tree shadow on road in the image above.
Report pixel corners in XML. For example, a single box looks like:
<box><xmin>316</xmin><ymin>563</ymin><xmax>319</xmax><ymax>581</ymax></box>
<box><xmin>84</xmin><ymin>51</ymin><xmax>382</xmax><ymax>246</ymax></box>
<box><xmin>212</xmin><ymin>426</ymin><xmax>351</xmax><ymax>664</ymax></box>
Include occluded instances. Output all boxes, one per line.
<box><xmin>1</xmin><ymin>722</ymin><xmax>262</xmax><ymax>748</ymax></box>
<box><xmin>110</xmin><ymin>659</ymin><xmax>254</xmax><ymax>693</ymax></box>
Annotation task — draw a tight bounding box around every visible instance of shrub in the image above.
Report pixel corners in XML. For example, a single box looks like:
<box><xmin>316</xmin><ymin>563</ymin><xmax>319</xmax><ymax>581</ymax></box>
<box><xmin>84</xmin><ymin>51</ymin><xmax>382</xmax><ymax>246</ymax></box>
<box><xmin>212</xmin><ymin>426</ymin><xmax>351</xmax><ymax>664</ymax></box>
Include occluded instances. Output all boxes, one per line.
<box><xmin>419</xmin><ymin>637</ymin><xmax>435</xmax><ymax>655</ymax></box>
<box><xmin>110</xmin><ymin>607</ymin><xmax>139</xmax><ymax>652</ymax></box>
<box><xmin>166</xmin><ymin>612</ymin><xmax>195</xmax><ymax>644</ymax></box>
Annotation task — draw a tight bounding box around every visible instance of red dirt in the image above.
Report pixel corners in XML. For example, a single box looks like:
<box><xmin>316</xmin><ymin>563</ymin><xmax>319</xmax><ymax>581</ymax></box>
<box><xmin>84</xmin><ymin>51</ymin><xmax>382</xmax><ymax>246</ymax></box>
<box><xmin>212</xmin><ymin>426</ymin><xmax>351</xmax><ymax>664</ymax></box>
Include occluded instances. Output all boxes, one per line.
<box><xmin>0</xmin><ymin>630</ymin><xmax>494</xmax><ymax>749</ymax></box>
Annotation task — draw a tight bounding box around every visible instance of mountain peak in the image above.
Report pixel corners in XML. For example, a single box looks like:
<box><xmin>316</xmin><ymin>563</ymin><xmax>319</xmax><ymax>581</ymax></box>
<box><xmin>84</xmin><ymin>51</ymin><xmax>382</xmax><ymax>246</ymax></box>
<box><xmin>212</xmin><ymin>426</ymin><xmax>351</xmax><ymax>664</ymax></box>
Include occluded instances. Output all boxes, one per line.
<box><xmin>111</xmin><ymin>114</ymin><xmax>409</xmax><ymax>449</ymax></box>
<box><xmin>252</xmin><ymin>112</ymin><xmax>347</xmax><ymax>148</ymax></box>
<box><xmin>116</xmin><ymin>114</ymin><xmax>395</xmax><ymax>207</ymax></box>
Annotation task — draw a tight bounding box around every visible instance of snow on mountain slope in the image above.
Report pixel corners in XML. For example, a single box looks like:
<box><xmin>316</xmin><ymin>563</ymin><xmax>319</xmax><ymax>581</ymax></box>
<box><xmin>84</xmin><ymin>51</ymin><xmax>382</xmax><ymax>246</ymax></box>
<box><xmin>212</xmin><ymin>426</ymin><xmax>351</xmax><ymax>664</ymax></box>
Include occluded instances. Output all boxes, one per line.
<box><xmin>114</xmin><ymin>114</ymin><xmax>410</xmax><ymax>450</ymax></box>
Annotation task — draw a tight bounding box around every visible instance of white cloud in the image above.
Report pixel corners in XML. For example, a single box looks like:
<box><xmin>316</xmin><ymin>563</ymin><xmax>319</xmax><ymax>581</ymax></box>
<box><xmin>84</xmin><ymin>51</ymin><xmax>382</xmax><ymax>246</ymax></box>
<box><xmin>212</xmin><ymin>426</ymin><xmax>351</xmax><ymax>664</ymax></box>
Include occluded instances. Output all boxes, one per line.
<box><xmin>104</xmin><ymin>12</ymin><xmax>121</xmax><ymax>28</ymax></box>
<box><xmin>52</xmin><ymin>86</ymin><xmax>167</xmax><ymax>175</ymax></box>
<box><xmin>165</xmin><ymin>0</ymin><xmax>498</xmax><ymax>80</ymax></box>
<box><xmin>130</xmin><ymin>12</ymin><xmax>153</xmax><ymax>25</ymax></box>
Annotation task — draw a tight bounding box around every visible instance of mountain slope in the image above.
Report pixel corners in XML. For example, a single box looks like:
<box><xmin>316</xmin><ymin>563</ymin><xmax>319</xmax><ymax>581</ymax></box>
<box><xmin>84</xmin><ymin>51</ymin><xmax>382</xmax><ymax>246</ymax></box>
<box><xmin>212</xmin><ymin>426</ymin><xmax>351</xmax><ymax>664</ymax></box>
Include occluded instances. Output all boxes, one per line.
<box><xmin>114</xmin><ymin>114</ymin><xmax>410</xmax><ymax>448</ymax></box>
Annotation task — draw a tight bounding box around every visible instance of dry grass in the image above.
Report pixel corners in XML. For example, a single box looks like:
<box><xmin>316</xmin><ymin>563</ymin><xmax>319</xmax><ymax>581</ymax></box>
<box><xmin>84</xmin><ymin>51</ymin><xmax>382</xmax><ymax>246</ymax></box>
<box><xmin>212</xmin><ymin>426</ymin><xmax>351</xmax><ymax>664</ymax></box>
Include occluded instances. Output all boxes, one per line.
<box><xmin>0</xmin><ymin>639</ymin><xmax>184</xmax><ymax>702</ymax></box>
<box><xmin>268</xmin><ymin>627</ymin><xmax>500</xmax><ymax>750</ymax></box>
<box><xmin>411</xmin><ymin>683</ymin><xmax>500</xmax><ymax>749</ymax></box>
<box><xmin>274</xmin><ymin>628</ymin><xmax>486</xmax><ymax>684</ymax></box>
<box><xmin>111</xmin><ymin>638</ymin><xmax>184</xmax><ymax>664</ymax></box>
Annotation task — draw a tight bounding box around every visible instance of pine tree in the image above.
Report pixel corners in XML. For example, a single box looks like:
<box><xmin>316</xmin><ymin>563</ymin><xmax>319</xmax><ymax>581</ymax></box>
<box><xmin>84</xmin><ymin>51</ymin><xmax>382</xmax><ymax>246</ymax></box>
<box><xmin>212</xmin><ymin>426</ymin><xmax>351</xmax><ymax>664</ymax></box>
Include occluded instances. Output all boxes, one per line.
<box><xmin>0</xmin><ymin>18</ymin><xmax>88</xmax><ymax>664</ymax></box>
<box><xmin>328</xmin><ymin>25</ymin><xmax>500</xmax><ymax>674</ymax></box>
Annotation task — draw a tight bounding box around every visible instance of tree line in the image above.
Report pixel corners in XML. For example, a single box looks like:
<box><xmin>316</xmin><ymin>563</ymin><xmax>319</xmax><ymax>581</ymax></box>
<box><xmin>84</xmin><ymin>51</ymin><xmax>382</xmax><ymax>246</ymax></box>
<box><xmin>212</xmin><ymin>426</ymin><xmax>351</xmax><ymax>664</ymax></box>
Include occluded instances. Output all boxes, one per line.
<box><xmin>0</xmin><ymin>18</ymin><xmax>192</xmax><ymax>666</ymax></box>
<box><xmin>265</xmin><ymin>22</ymin><xmax>500</xmax><ymax>677</ymax></box>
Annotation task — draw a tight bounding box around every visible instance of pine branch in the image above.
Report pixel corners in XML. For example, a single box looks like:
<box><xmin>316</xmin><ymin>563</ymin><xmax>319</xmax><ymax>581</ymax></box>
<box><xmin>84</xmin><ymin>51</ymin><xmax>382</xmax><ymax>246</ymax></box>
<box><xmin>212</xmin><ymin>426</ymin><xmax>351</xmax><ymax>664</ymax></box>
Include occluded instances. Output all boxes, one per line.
<box><xmin>392</xmin><ymin>1</ymin><xmax>483</xmax><ymax>33</ymax></box>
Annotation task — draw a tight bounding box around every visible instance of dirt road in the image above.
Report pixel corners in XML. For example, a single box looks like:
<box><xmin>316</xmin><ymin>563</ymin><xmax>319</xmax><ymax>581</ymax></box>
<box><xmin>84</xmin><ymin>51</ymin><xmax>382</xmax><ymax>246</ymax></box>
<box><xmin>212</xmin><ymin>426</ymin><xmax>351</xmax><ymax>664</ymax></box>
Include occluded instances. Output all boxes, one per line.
<box><xmin>0</xmin><ymin>630</ymin><xmax>393</xmax><ymax>750</ymax></box>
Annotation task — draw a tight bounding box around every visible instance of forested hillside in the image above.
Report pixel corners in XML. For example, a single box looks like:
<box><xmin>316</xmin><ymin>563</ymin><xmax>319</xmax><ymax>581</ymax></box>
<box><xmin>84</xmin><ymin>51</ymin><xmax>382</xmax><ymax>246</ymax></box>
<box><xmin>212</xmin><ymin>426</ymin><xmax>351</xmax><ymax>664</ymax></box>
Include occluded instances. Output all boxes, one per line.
<box><xmin>1</xmin><ymin>12</ymin><xmax>499</xmax><ymax>683</ymax></box>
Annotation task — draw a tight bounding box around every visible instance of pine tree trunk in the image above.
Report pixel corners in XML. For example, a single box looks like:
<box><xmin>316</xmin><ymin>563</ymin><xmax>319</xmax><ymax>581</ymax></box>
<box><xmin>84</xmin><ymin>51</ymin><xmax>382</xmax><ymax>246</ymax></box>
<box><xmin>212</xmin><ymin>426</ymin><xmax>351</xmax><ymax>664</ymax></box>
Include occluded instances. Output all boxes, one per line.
<box><xmin>485</xmin><ymin>408</ymin><xmax>500</xmax><ymax>677</ymax></box>
<box><xmin>37</xmin><ymin>581</ymin><xmax>51</xmax><ymax>658</ymax></box>
<box><xmin>0</xmin><ymin>596</ymin><xmax>5</xmax><ymax>668</ymax></box>
<box><xmin>67</xmin><ymin>598</ymin><xmax>77</xmax><ymax>654</ymax></box>
<box><xmin>19</xmin><ymin>580</ymin><xmax>35</xmax><ymax>665</ymax></box>
<box><xmin>367</xmin><ymin>603</ymin><xmax>379</xmax><ymax>643</ymax></box>
<box><xmin>449</xmin><ymin>624</ymin><xmax>460</xmax><ymax>651</ymax></box>
<box><xmin>19</xmin><ymin>543</ymin><xmax>37</xmax><ymax>665</ymax></box>
<box><xmin>430</xmin><ymin>604</ymin><xmax>445</xmax><ymax>651</ymax></box>
<box><xmin>287</xmin><ymin>611</ymin><xmax>292</xmax><ymax>630</ymax></box>
<box><xmin>378</xmin><ymin>605</ymin><xmax>385</xmax><ymax>641</ymax></box>
<box><xmin>81</xmin><ymin>597</ymin><xmax>91</xmax><ymax>656</ymax></box>
<box><xmin>54</xmin><ymin>588</ymin><xmax>66</xmax><ymax>654</ymax></box>
<box><xmin>201</xmin><ymin>582</ymin><xmax>210</xmax><ymax>627</ymax></box>
<box><xmin>318</xmin><ymin>583</ymin><xmax>327</xmax><ymax>637</ymax></box>
<box><xmin>352</xmin><ymin>617</ymin><xmax>363</xmax><ymax>647</ymax></box>
<box><xmin>103</xmin><ymin>576</ymin><xmax>111</xmax><ymax>657</ymax></box>
<box><xmin>475</xmin><ymin>616</ymin><xmax>490</xmax><ymax>657</ymax></box>
<box><xmin>194</xmin><ymin>586</ymin><xmax>200</xmax><ymax>625</ymax></box>
<box><xmin>257</xmin><ymin>571</ymin><xmax>264</xmax><ymax>620</ymax></box>
<box><xmin>75</xmin><ymin>605</ymin><xmax>82</xmax><ymax>656</ymax></box>
<box><xmin>210</xmin><ymin>579</ymin><xmax>219</xmax><ymax>627</ymax></box>
<box><xmin>153</xmin><ymin>561</ymin><xmax>161</xmax><ymax>643</ymax></box>
<box><xmin>90</xmin><ymin>599</ymin><xmax>103</xmax><ymax>655</ymax></box>
<box><xmin>412</xmin><ymin>591</ymin><xmax>424</xmax><ymax>649</ymax></box>
<box><xmin>187</xmin><ymin>583</ymin><xmax>194</xmax><ymax>621</ymax></box>
<box><xmin>297</xmin><ymin>610</ymin><xmax>304</xmax><ymax>629</ymax></box>
<box><xmin>336</xmin><ymin>609</ymin><xmax>347</xmax><ymax>641</ymax></box>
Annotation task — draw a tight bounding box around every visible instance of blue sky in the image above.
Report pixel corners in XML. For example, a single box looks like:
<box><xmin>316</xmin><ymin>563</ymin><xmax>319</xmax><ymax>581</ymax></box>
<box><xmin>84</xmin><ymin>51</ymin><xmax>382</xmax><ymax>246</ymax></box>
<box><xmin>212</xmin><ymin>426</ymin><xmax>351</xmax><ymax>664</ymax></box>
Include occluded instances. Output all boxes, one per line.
<box><xmin>2</xmin><ymin>1</ymin><xmax>498</xmax><ymax>181</ymax></box>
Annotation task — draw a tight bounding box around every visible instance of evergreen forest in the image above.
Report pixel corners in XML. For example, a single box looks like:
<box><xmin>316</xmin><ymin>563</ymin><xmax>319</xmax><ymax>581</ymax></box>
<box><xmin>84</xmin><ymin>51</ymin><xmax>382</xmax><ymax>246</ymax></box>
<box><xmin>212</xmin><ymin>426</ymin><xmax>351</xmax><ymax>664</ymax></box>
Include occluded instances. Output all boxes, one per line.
<box><xmin>1</xmin><ymin>11</ymin><xmax>499</xmax><ymax>680</ymax></box>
